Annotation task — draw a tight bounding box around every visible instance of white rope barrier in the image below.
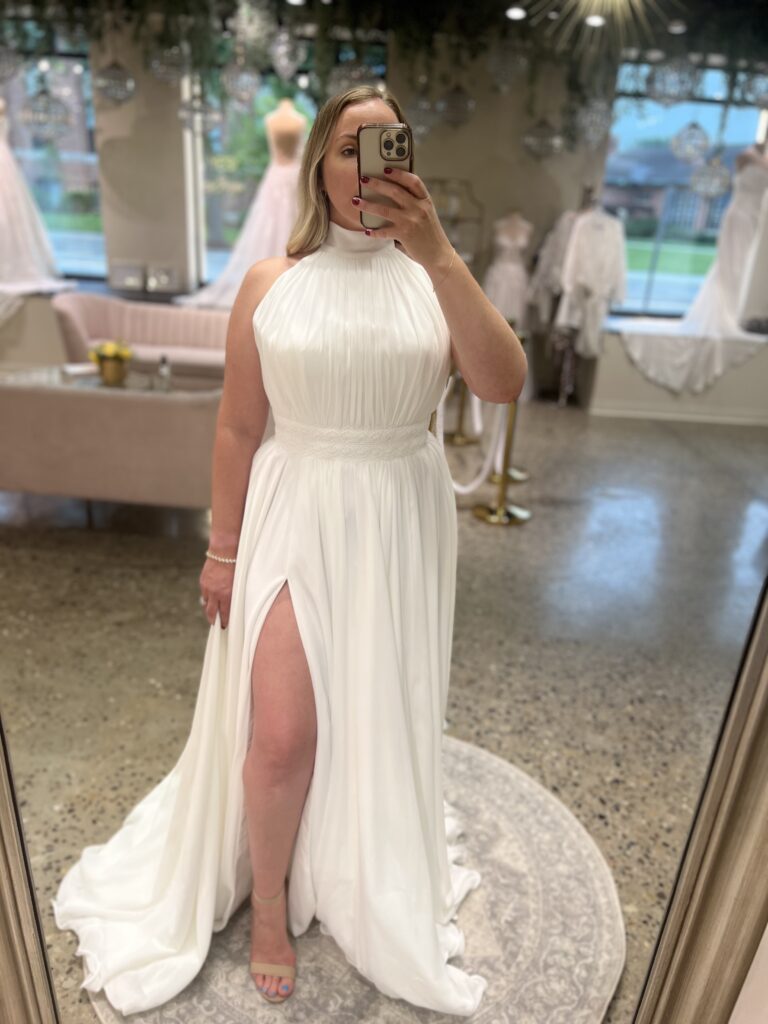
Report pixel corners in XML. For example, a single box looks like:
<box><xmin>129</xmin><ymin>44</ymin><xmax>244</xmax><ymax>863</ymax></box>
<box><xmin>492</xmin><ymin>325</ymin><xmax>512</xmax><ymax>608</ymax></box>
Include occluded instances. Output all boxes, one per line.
<box><xmin>436</xmin><ymin>376</ymin><xmax>510</xmax><ymax>497</ymax></box>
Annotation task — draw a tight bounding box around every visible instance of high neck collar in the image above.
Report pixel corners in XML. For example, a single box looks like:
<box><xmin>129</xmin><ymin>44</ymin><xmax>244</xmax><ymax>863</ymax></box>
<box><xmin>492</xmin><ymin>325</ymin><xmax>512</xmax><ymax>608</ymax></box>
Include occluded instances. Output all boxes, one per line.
<box><xmin>323</xmin><ymin>219</ymin><xmax>395</xmax><ymax>256</ymax></box>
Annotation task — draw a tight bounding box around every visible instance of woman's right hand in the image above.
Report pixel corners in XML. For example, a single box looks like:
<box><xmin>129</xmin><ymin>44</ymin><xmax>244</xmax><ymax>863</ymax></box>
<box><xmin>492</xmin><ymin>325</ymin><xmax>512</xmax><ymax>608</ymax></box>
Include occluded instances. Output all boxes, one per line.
<box><xmin>199</xmin><ymin>558</ymin><xmax>236</xmax><ymax>629</ymax></box>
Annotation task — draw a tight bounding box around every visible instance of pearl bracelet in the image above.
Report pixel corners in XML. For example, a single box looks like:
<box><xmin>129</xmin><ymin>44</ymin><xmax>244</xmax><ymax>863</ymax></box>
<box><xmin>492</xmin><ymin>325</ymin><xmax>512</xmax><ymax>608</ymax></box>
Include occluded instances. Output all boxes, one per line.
<box><xmin>434</xmin><ymin>247</ymin><xmax>457</xmax><ymax>290</ymax></box>
<box><xmin>206</xmin><ymin>549</ymin><xmax>237</xmax><ymax>564</ymax></box>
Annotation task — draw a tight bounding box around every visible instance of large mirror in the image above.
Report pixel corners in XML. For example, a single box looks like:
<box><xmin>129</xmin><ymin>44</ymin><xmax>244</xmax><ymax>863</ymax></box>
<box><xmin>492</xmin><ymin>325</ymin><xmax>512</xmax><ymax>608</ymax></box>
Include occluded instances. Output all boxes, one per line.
<box><xmin>1</xmin><ymin>3</ymin><xmax>767</xmax><ymax>1023</ymax></box>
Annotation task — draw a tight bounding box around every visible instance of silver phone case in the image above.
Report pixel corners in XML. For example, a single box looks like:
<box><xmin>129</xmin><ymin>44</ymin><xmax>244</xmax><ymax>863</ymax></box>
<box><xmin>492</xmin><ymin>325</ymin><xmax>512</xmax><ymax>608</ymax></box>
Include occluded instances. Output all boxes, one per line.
<box><xmin>356</xmin><ymin>123</ymin><xmax>413</xmax><ymax>229</ymax></box>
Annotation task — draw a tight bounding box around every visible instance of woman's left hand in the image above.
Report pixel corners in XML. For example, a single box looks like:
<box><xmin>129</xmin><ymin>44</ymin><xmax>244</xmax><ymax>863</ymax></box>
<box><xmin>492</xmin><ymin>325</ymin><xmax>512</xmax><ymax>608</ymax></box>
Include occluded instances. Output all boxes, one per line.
<box><xmin>352</xmin><ymin>167</ymin><xmax>454</xmax><ymax>272</ymax></box>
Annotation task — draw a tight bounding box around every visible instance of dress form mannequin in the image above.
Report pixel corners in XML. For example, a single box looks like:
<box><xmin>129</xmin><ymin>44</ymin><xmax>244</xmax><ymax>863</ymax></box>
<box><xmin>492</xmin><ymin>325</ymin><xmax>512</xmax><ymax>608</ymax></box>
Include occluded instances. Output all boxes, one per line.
<box><xmin>264</xmin><ymin>98</ymin><xmax>307</xmax><ymax>163</ymax></box>
<box><xmin>481</xmin><ymin>210</ymin><xmax>533</xmax><ymax>329</ymax></box>
<box><xmin>176</xmin><ymin>99</ymin><xmax>308</xmax><ymax>309</ymax></box>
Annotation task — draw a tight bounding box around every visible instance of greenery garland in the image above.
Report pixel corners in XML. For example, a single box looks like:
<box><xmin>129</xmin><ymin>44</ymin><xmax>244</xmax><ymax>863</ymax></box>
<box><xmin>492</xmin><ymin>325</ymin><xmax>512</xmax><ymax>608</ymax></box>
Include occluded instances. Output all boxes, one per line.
<box><xmin>1</xmin><ymin>1</ymin><xmax>766</xmax><ymax>103</ymax></box>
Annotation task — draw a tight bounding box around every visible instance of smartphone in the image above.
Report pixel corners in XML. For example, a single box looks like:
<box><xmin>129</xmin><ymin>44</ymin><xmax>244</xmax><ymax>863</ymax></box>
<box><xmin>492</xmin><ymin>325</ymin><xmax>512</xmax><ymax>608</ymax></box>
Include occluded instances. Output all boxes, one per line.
<box><xmin>356</xmin><ymin>123</ymin><xmax>413</xmax><ymax>230</ymax></box>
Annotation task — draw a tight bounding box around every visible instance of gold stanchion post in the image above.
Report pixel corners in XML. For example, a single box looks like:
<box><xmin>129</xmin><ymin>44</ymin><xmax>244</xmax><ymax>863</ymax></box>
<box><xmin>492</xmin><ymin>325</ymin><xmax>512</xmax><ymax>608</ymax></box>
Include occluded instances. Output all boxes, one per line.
<box><xmin>472</xmin><ymin>400</ymin><xmax>531</xmax><ymax>525</ymax></box>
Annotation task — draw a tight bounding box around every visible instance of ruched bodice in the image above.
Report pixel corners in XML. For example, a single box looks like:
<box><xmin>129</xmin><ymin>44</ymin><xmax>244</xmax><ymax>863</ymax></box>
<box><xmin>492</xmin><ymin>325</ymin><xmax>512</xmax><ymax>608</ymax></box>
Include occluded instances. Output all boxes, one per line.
<box><xmin>490</xmin><ymin>231</ymin><xmax>528</xmax><ymax>263</ymax></box>
<box><xmin>253</xmin><ymin>220</ymin><xmax>451</xmax><ymax>438</ymax></box>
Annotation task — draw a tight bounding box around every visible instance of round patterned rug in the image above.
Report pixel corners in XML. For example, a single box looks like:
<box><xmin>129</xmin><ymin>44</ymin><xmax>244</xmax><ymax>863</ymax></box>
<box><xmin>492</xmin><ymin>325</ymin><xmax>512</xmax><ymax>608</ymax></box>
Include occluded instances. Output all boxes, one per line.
<box><xmin>86</xmin><ymin>735</ymin><xmax>625</xmax><ymax>1023</ymax></box>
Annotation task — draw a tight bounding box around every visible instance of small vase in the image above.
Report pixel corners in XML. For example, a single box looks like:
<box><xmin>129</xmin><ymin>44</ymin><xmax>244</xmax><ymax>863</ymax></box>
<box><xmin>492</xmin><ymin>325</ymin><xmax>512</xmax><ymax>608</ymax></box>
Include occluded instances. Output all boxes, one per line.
<box><xmin>99</xmin><ymin>357</ymin><xmax>128</xmax><ymax>387</ymax></box>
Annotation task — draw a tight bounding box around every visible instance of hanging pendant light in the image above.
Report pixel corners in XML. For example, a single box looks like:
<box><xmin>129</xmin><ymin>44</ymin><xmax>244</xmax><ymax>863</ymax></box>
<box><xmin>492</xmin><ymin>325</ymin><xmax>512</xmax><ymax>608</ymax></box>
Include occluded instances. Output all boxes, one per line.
<box><xmin>93</xmin><ymin>61</ymin><xmax>137</xmax><ymax>104</ymax></box>
<box><xmin>20</xmin><ymin>75</ymin><xmax>72</xmax><ymax>140</ymax></box>
<box><xmin>690</xmin><ymin>96</ymin><xmax>731</xmax><ymax>198</ymax></box>
<box><xmin>434</xmin><ymin>83</ymin><xmax>476</xmax><ymax>128</ymax></box>
<box><xmin>269</xmin><ymin>28</ymin><xmax>307</xmax><ymax>81</ymax></box>
<box><xmin>743</xmin><ymin>70</ymin><xmax>768</xmax><ymax>109</ymax></box>
<box><xmin>405</xmin><ymin>87</ymin><xmax>439</xmax><ymax>142</ymax></box>
<box><xmin>326</xmin><ymin>57</ymin><xmax>382</xmax><ymax>97</ymax></box>
<box><xmin>178</xmin><ymin>94</ymin><xmax>224</xmax><ymax>131</ymax></box>
<box><xmin>646</xmin><ymin>56</ymin><xmax>701</xmax><ymax>106</ymax></box>
<box><xmin>229</xmin><ymin>0</ymin><xmax>277</xmax><ymax>49</ymax></box>
<box><xmin>670</xmin><ymin>121</ymin><xmax>710</xmax><ymax>163</ymax></box>
<box><xmin>221</xmin><ymin>45</ymin><xmax>262</xmax><ymax>106</ymax></box>
<box><xmin>690</xmin><ymin>156</ymin><xmax>731</xmax><ymax>198</ymax></box>
<box><xmin>576</xmin><ymin>98</ymin><xmax>613</xmax><ymax>149</ymax></box>
<box><xmin>522</xmin><ymin>117</ymin><xmax>565</xmax><ymax>158</ymax></box>
<box><xmin>486</xmin><ymin>39</ymin><xmax>530</xmax><ymax>94</ymax></box>
<box><xmin>146</xmin><ymin>43</ymin><xmax>188</xmax><ymax>84</ymax></box>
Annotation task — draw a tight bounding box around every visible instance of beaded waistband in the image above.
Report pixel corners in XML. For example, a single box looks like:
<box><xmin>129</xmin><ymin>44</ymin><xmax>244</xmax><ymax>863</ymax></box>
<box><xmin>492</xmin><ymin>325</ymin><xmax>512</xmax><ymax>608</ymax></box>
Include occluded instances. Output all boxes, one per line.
<box><xmin>273</xmin><ymin>415</ymin><xmax>430</xmax><ymax>460</ymax></box>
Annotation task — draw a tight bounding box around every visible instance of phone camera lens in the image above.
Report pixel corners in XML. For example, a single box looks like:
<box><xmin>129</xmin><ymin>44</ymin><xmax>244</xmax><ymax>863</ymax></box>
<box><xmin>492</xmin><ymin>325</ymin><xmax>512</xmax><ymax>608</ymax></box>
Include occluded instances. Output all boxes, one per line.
<box><xmin>395</xmin><ymin>132</ymin><xmax>407</xmax><ymax>144</ymax></box>
<box><xmin>395</xmin><ymin>145</ymin><xmax>406</xmax><ymax>157</ymax></box>
<box><xmin>383</xmin><ymin>139</ymin><xmax>394</xmax><ymax>151</ymax></box>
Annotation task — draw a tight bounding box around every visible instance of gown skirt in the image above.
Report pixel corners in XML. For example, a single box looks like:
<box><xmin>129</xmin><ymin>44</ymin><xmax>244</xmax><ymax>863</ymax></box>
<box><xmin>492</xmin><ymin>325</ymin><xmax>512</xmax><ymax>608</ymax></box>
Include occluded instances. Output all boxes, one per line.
<box><xmin>52</xmin><ymin>220</ymin><xmax>489</xmax><ymax>1017</ymax></box>
<box><xmin>0</xmin><ymin>108</ymin><xmax>74</xmax><ymax>327</ymax></box>
<box><xmin>175</xmin><ymin>158</ymin><xmax>301</xmax><ymax>310</ymax></box>
<box><xmin>679</xmin><ymin>160</ymin><xmax>768</xmax><ymax>339</ymax></box>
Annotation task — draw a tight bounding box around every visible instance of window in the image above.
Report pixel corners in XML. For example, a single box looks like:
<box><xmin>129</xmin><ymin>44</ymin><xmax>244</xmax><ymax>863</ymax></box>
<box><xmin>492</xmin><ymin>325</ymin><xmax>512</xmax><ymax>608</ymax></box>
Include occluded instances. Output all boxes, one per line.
<box><xmin>2</xmin><ymin>55</ymin><xmax>105</xmax><ymax>277</ymax></box>
<box><xmin>604</xmin><ymin>64</ymin><xmax>763</xmax><ymax>315</ymax></box>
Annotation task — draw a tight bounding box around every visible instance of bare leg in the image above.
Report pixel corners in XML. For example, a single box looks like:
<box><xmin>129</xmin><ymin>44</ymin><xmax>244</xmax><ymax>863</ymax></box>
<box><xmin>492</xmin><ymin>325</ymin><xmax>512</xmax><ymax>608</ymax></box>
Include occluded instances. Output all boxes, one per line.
<box><xmin>242</xmin><ymin>580</ymin><xmax>317</xmax><ymax>999</ymax></box>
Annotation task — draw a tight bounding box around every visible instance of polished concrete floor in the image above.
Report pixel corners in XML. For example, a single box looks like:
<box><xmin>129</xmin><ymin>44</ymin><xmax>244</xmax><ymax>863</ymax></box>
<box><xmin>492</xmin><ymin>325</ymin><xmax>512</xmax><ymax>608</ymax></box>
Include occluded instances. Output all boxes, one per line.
<box><xmin>1</xmin><ymin>395</ymin><xmax>766</xmax><ymax>1023</ymax></box>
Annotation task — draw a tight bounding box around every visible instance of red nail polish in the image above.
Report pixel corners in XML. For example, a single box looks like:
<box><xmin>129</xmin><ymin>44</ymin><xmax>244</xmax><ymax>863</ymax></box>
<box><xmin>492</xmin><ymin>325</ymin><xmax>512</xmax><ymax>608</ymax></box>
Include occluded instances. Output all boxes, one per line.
<box><xmin>364</xmin><ymin>228</ymin><xmax>372</xmax><ymax>235</ymax></box>
<box><xmin>351</xmin><ymin>196</ymin><xmax>360</xmax><ymax>205</ymax></box>
<box><xmin>360</xmin><ymin>174</ymin><xmax>370</xmax><ymax>183</ymax></box>
<box><xmin>384</xmin><ymin>167</ymin><xmax>392</xmax><ymax>174</ymax></box>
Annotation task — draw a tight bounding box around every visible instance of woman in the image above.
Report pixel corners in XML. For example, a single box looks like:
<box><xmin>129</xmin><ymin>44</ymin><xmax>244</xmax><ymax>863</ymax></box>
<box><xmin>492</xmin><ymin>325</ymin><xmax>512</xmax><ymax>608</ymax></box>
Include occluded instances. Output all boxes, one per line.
<box><xmin>52</xmin><ymin>85</ymin><xmax>526</xmax><ymax>1017</ymax></box>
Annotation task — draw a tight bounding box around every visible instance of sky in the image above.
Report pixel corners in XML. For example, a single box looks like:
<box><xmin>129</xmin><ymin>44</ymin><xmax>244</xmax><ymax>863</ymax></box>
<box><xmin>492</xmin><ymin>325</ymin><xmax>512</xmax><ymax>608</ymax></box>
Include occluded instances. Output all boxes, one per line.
<box><xmin>612</xmin><ymin>65</ymin><xmax>764</xmax><ymax>152</ymax></box>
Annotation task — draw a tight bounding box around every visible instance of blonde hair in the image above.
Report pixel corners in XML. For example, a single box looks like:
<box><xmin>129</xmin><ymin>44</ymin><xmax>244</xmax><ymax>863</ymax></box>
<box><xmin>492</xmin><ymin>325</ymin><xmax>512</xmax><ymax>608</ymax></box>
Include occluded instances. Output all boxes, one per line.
<box><xmin>285</xmin><ymin>85</ymin><xmax>408</xmax><ymax>259</ymax></box>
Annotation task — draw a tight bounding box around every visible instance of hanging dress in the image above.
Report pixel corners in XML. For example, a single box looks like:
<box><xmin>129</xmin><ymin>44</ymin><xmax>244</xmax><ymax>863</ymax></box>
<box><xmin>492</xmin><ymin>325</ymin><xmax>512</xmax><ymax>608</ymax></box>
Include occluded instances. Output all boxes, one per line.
<box><xmin>52</xmin><ymin>219</ymin><xmax>489</xmax><ymax>1017</ymax></box>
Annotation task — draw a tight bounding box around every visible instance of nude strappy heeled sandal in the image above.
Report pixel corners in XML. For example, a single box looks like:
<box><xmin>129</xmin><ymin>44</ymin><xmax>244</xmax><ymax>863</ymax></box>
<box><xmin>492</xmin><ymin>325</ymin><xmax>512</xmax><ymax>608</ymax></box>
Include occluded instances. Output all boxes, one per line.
<box><xmin>249</xmin><ymin>883</ymin><xmax>296</xmax><ymax>1003</ymax></box>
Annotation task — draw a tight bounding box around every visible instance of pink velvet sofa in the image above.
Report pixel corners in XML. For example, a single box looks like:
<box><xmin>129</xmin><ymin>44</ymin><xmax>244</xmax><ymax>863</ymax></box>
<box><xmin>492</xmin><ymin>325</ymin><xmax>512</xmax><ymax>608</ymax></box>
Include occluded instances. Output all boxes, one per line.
<box><xmin>51</xmin><ymin>292</ymin><xmax>230</xmax><ymax>375</ymax></box>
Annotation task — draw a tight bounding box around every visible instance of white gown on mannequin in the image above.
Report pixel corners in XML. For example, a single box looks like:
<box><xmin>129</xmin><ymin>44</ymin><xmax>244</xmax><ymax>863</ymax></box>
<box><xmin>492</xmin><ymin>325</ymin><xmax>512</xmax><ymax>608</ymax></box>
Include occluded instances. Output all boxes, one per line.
<box><xmin>738</xmin><ymin>188</ymin><xmax>768</xmax><ymax>329</ymax></box>
<box><xmin>679</xmin><ymin>159</ymin><xmax>768</xmax><ymax>339</ymax></box>
<box><xmin>175</xmin><ymin>142</ymin><xmax>304</xmax><ymax>309</ymax></box>
<box><xmin>481</xmin><ymin>215</ymin><xmax>532</xmax><ymax>327</ymax></box>
<box><xmin>619</xmin><ymin>160</ymin><xmax>768</xmax><ymax>393</ymax></box>
<box><xmin>0</xmin><ymin>105</ymin><xmax>73</xmax><ymax>325</ymax></box>
<box><xmin>52</xmin><ymin>220</ymin><xmax>488</xmax><ymax>1017</ymax></box>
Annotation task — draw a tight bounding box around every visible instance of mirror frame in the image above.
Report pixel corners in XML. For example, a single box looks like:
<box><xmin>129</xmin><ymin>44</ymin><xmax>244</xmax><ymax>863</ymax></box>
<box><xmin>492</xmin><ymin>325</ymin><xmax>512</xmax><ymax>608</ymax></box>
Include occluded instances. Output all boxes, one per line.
<box><xmin>1</xmin><ymin>577</ymin><xmax>767</xmax><ymax>1024</ymax></box>
<box><xmin>0</xmin><ymin>713</ymin><xmax>59</xmax><ymax>1023</ymax></box>
<box><xmin>634</xmin><ymin>574</ymin><xmax>768</xmax><ymax>1024</ymax></box>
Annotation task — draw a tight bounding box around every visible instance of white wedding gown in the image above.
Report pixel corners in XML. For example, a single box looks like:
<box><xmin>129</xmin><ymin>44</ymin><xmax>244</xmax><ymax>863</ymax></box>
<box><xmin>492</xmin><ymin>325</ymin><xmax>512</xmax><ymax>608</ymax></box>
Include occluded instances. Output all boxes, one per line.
<box><xmin>679</xmin><ymin>158</ymin><xmax>768</xmax><ymax>339</ymax></box>
<box><xmin>175</xmin><ymin>149</ymin><xmax>302</xmax><ymax>309</ymax></box>
<box><xmin>52</xmin><ymin>220</ymin><xmax>488</xmax><ymax>1017</ymax></box>
<box><xmin>481</xmin><ymin>216</ymin><xmax>532</xmax><ymax>327</ymax></box>
<box><xmin>0</xmin><ymin>106</ymin><xmax>73</xmax><ymax>326</ymax></box>
<box><xmin>618</xmin><ymin>159</ymin><xmax>768</xmax><ymax>392</ymax></box>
